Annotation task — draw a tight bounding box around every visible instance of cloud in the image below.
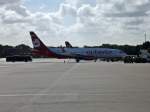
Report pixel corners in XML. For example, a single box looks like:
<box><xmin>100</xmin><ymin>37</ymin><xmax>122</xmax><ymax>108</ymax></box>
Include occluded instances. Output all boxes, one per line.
<box><xmin>0</xmin><ymin>0</ymin><xmax>21</xmax><ymax>6</ymax></box>
<box><xmin>59</xmin><ymin>3</ymin><xmax>77</xmax><ymax>17</ymax></box>
<box><xmin>6</xmin><ymin>4</ymin><xmax>29</xmax><ymax>16</ymax></box>
<box><xmin>65</xmin><ymin>0</ymin><xmax>96</xmax><ymax>7</ymax></box>
<box><xmin>0</xmin><ymin>0</ymin><xmax>150</xmax><ymax>46</ymax></box>
<box><xmin>99</xmin><ymin>0</ymin><xmax>150</xmax><ymax>17</ymax></box>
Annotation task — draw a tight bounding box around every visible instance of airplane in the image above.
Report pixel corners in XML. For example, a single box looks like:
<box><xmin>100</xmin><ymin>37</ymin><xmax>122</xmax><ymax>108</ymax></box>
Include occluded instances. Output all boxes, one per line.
<box><xmin>30</xmin><ymin>31</ymin><xmax>127</xmax><ymax>62</ymax></box>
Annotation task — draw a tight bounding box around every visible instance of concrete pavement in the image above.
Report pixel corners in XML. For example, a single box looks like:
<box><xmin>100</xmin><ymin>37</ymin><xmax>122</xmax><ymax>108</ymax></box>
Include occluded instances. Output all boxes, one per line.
<box><xmin>0</xmin><ymin>60</ymin><xmax>150</xmax><ymax>112</ymax></box>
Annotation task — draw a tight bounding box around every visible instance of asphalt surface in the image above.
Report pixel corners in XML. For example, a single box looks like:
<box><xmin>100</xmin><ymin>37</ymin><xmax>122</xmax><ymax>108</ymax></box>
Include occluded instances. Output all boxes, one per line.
<box><xmin>0</xmin><ymin>59</ymin><xmax>150</xmax><ymax>112</ymax></box>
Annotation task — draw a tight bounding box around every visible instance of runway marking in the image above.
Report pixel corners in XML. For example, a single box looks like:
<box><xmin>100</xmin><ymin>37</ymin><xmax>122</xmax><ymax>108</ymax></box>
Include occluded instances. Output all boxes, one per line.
<box><xmin>0</xmin><ymin>93</ymin><xmax>125</xmax><ymax>97</ymax></box>
<box><xmin>0</xmin><ymin>65</ymin><xmax>9</xmax><ymax>68</ymax></box>
<box><xmin>0</xmin><ymin>93</ymin><xmax>78</xmax><ymax>97</ymax></box>
<box><xmin>15</xmin><ymin>63</ymin><xmax>79</xmax><ymax>112</ymax></box>
<box><xmin>0</xmin><ymin>94</ymin><xmax>49</xmax><ymax>97</ymax></box>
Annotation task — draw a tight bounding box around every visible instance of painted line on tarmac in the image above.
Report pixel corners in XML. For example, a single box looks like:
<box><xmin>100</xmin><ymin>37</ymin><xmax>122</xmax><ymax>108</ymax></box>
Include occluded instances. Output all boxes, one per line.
<box><xmin>0</xmin><ymin>93</ymin><xmax>78</xmax><ymax>97</ymax></box>
<box><xmin>0</xmin><ymin>65</ymin><xmax>9</xmax><ymax>68</ymax></box>
<box><xmin>0</xmin><ymin>94</ymin><xmax>49</xmax><ymax>97</ymax></box>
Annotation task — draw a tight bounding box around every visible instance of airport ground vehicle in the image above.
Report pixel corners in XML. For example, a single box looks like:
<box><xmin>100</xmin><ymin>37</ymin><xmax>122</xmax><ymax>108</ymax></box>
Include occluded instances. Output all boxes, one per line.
<box><xmin>139</xmin><ymin>50</ymin><xmax>150</xmax><ymax>62</ymax></box>
<box><xmin>124</xmin><ymin>56</ymin><xmax>147</xmax><ymax>63</ymax></box>
<box><xmin>124</xmin><ymin>56</ymin><xmax>134</xmax><ymax>63</ymax></box>
<box><xmin>133</xmin><ymin>57</ymin><xmax>147</xmax><ymax>63</ymax></box>
<box><xmin>124</xmin><ymin>50</ymin><xmax>150</xmax><ymax>63</ymax></box>
<box><xmin>6</xmin><ymin>55</ymin><xmax>32</xmax><ymax>62</ymax></box>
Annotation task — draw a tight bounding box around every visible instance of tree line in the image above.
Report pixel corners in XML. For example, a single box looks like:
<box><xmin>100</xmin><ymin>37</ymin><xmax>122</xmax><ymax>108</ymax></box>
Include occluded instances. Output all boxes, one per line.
<box><xmin>0</xmin><ymin>44</ymin><xmax>31</xmax><ymax>58</ymax></box>
<box><xmin>0</xmin><ymin>41</ymin><xmax>150</xmax><ymax>58</ymax></box>
<box><xmin>84</xmin><ymin>41</ymin><xmax>150</xmax><ymax>55</ymax></box>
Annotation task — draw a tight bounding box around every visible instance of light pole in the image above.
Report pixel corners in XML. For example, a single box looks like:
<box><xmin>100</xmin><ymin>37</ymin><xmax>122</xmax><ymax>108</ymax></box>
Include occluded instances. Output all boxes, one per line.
<box><xmin>144</xmin><ymin>32</ymin><xmax>147</xmax><ymax>42</ymax></box>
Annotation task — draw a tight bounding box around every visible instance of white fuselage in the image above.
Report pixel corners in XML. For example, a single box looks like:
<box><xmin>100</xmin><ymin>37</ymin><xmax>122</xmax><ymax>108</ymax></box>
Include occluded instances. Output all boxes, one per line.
<box><xmin>49</xmin><ymin>47</ymin><xmax>127</xmax><ymax>59</ymax></box>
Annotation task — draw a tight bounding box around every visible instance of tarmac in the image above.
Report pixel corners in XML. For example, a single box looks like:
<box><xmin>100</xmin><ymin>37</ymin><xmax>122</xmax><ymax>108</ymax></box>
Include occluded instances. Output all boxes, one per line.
<box><xmin>0</xmin><ymin>59</ymin><xmax>150</xmax><ymax>112</ymax></box>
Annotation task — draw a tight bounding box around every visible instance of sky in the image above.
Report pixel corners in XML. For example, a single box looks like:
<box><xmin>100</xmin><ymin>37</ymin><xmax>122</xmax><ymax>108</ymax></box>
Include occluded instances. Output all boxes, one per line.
<box><xmin>0</xmin><ymin>0</ymin><xmax>150</xmax><ymax>47</ymax></box>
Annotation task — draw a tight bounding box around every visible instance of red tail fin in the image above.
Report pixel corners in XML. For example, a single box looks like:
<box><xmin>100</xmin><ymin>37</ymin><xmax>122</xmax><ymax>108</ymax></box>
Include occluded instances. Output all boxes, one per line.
<box><xmin>30</xmin><ymin>32</ymin><xmax>55</xmax><ymax>57</ymax></box>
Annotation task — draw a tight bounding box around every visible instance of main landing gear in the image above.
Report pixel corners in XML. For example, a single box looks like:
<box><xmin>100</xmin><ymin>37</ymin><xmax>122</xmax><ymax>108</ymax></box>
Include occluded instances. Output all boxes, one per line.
<box><xmin>76</xmin><ymin>59</ymin><xmax>80</xmax><ymax>63</ymax></box>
